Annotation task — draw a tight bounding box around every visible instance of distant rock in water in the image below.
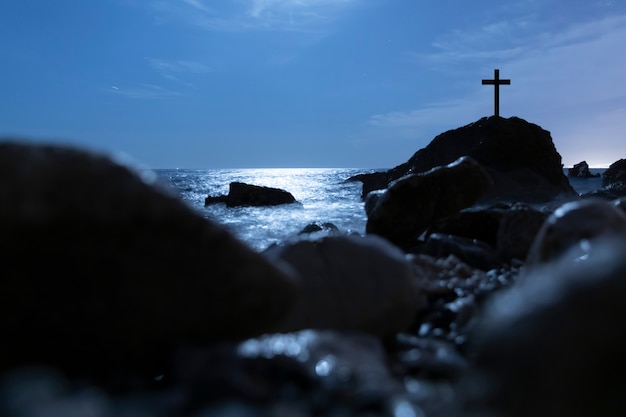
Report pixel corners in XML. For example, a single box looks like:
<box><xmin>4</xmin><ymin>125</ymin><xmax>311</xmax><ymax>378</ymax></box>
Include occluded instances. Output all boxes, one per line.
<box><xmin>205</xmin><ymin>181</ymin><xmax>297</xmax><ymax>207</ymax></box>
<box><xmin>0</xmin><ymin>140</ymin><xmax>299</xmax><ymax>379</ymax></box>
<box><xmin>568</xmin><ymin>160</ymin><xmax>599</xmax><ymax>178</ymax></box>
<box><xmin>349</xmin><ymin>116</ymin><xmax>576</xmax><ymax>203</ymax></box>
<box><xmin>580</xmin><ymin>159</ymin><xmax>626</xmax><ymax>199</ymax></box>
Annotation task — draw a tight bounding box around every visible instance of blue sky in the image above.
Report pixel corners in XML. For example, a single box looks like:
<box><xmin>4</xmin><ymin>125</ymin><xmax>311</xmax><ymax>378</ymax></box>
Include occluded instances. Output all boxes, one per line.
<box><xmin>1</xmin><ymin>0</ymin><xmax>625</xmax><ymax>169</ymax></box>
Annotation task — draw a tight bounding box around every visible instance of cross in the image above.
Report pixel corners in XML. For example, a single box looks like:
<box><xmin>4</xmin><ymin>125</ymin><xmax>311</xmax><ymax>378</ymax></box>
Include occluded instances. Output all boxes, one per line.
<box><xmin>482</xmin><ymin>69</ymin><xmax>510</xmax><ymax>117</ymax></box>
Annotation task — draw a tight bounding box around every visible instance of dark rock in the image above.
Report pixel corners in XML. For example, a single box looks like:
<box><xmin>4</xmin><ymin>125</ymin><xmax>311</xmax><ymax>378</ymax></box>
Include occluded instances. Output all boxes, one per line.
<box><xmin>263</xmin><ymin>234</ymin><xmax>425</xmax><ymax>338</ymax></box>
<box><xmin>457</xmin><ymin>237</ymin><xmax>626</xmax><ymax>417</ymax></box>
<box><xmin>389</xmin><ymin>333</ymin><xmax>469</xmax><ymax>380</ymax></box>
<box><xmin>429</xmin><ymin>203</ymin><xmax>548</xmax><ymax>263</ymax></box>
<box><xmin>407</xmin><ymin>253</ymin><xmax>520</xmax><ymax>350</ymax></box>
<box><xmin>350</xmin><ymin>116</ymin><xmax>576</xmax><ymax>203</ymax></box>
<box><xmin>568</xmin><ymin>160</ymin><xmax>599</xmax><ymax>178</ymax></box>
<box><xmin>298</xmin><ymin>221</ymin><xmax>339</xmax><ymax>235</ymax></box>
<box><xmin>428</xmin><ymin>206</ymin><xmax>508</xmax><ymax>248</ymax></box>
<box><xmin>0</xmin><ymin>141</ymin><xmax>299</xmax><ymax>378</ymax></box>
<box><xmin>583</xmin><ymin>182</ymin><xmax>626</xmax><ymax>200</ymax></box>
<box><xmin>205</xmin><ymin>182</ymin><xmax>297</xmax><ymax>207</ymax></box>
<box><xmin>417</xmin><ymin>233</ymin><xmax>501</xmax><ymax>271</ymax></box>
<box><xmin>172</xmin><ymin>330</ymin><xmax>406</xmax><ymax>413</ymax></box>
<box><xmin>496</xmin><ymin>203</ymin><xmax>549</xmax><ymax>262</ymax></box>
<box><xmin>526</xmin><ymin>198</ymin><xmax>626</xmax><ymax>265</ymax></box>
<box><xmin>602</xmin><ymin>158</ymin><xmax>626</xmax><ymax>187</ymax></box>
<box><xmin>365</xmin><ymin>156</ymin><xmax>493</xmax><ymax>248</ymax></box>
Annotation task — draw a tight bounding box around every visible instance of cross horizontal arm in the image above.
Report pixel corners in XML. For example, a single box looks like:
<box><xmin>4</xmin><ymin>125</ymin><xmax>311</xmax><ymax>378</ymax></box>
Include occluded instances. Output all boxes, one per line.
<box><xmin>482</xmin><ymin>79</ymin><xmax>511</xmax><ymax>85</ymax></box>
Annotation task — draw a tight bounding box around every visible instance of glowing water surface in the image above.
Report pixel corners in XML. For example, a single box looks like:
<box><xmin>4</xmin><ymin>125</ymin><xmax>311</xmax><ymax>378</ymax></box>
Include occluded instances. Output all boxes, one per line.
<box><xmin>155</xmin><ymin>168</ymin><xmax>375</xmax><ymax>251</ymax></box>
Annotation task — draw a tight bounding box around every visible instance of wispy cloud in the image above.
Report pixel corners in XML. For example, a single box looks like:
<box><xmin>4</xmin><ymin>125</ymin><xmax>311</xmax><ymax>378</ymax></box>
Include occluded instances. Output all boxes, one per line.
<box><xmin>110</xmin><ymin>83</ymin><xmax>181</xmax><ymax>100</ymax></box>
<box><xmin>148</xmin><ymin>58</ymin><xmax>211</xmax><ymax>82</ymax></box>
<box><xmin>149</xmin><ymin>0</ymin><xmax>361</xmax><ymax>32</ymax></box>
<box><xmin>181</xmin><ymin>0</ymin><xmax>210</xmax><ymax>13</ymax></box>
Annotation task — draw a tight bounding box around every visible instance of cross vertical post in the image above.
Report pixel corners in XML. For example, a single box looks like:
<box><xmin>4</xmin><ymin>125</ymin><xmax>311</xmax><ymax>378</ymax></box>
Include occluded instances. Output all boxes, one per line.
<box><xmin>482</xmin><ymin>69</ymin><xmax>511</xmax><ymax>117</ymax></box>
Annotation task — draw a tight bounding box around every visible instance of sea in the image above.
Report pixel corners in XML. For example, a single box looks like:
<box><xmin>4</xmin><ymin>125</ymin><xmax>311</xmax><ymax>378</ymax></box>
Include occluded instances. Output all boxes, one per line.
<box><xmin>154</xmin><ymin>167</ymin><xmax>606</xmax><ymax>252</ymax></box>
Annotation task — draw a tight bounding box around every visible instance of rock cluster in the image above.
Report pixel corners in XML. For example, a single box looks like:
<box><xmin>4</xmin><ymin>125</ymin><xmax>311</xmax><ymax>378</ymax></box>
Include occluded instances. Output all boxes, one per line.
<box><xmin>4</xmin><ymin>113</ymin><xmax>626</xmax><ymax>417</ymax></box>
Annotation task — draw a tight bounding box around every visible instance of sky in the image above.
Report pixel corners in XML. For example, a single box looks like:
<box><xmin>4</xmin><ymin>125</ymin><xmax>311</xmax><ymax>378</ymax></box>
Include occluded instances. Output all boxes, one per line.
<box><xmin>1</xmin><ymin>0</ymin><xmax>625</xmax><ymax>169</ymax></box>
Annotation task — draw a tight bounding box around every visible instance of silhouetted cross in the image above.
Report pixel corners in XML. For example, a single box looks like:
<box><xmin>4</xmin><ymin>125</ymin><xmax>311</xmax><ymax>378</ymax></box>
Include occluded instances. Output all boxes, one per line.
<box><xmin>482</xmin><ymin>69</ymin><xmax>510</xmax><ymax>117</ymax></box>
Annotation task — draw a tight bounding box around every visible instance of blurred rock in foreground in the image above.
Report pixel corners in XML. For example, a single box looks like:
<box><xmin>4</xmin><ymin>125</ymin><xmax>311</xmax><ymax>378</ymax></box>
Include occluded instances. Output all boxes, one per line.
<box><xmin>0</xmin><ymin>140</ymin><xmax>299</xmax><ymax>379</ymax></box>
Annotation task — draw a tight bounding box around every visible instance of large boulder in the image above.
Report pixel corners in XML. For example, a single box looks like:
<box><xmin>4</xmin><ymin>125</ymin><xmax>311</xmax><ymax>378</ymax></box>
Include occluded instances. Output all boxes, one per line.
<box><xmin>205</xmin><ymin>182</ymin><xmax>297</xmax><ymax>207</ymax></box>
<box><xmin>263</xmin><ymin>234</ymin><xmax>425</xmax><ymax>338</ymax></box>
<box><xmin>0</xmin><ymin>140</ymin><xmax>299</xmax><ymax>378</ymax></box>
<box><xmin>365</xmin><ymin>156</ymin><xmax>493</xmax><ymax>248</ymax></box>
<box><xmin>350</xmin><ymin>116</ymin><xmax>576</xmax><ymax>203</ymax></box>
<box><xmin>457</xmin><ymin>237</ymin><xmax>626</xmax><ymax>417</ymax></box>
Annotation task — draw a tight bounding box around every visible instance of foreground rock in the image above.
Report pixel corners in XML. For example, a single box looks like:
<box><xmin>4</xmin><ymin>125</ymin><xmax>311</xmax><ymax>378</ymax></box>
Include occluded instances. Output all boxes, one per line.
<box><xmin>264</xmin><ymin>234</ymin><xmax>425</xmax><ymax>338</ymax></box>
<box><xmin>0</xmin><ymin>141</ymin><xmax>298</xmax><ymax>379</ymax></box>
<box><xmin>365</xmin><ymin>156</ymin><xmax>493</xmax><ymax>248</ymax></box>
<box><xmin>205</xmin><ymin>181</ymin><xmax>297</xmax><ymax>207</ymax></box>
<box><xmin>349</xmin><ymin>116</ymin><xmax>576</xmax><ymax>203</ymax></box>
<box><xmin>457</xmin><ymin>237</ymin><xmax>626</xmax><ymax>417</ymax></box>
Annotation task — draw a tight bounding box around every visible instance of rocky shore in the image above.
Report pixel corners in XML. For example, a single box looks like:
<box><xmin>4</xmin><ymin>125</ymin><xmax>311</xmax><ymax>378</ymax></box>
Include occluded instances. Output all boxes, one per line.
<box><xmin>3</xmin><ymin>116</ymin><xmax>626</xmax><ymax>417</ymax></box>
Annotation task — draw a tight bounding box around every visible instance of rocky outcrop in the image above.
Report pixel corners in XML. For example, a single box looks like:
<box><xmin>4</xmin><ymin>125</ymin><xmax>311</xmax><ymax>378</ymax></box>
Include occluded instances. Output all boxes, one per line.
<box><xmin>263</xmin><ymin>234</ymin><xmax>425</xmax><ymax>338</ymax></box>
<box><xmin>349</xmin><ymin>116</ymin><xmax>576</xmax><ymax>203</ymax></box>
<box><xmin>602</xmin><ymin>159</ymin><xmax>626</xmax><ymax>187</ymax></box>
<box><xmin>365</xmin><ymin>156</ymin><xmax>493</xmax><ymax>248</ymax></box>
<box><xmin>568</xmin><ymin>160</ymin><xmax>598</xmax><ymax>178</ymax></box>
<box><xmin>0</xmin><ymin>141</ymin><xmax>299</xmax><ymax>378</ymax></box>
<box><xmin>205</xmin><ymin>181</ymin><xmax>297</xmax><ymax>207</ymax></box>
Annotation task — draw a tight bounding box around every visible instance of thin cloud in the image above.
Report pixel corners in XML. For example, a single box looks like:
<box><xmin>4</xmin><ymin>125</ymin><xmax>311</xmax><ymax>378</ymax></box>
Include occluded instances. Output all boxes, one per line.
<box><xmin>148</xmin><ymin>58</ymin><xmax>211</xmax><ymax>82</ymax></box>
<box><xmin>148</xmin><ymin>0</ymin><xmax>362</xmax><ymax>32</ymax></box>
<box><xmin>110</xmin><ymin>84</ymin><xmax>181</xmax><ymax>100</ymax></box>
<box><xmin>182</xmin><ymin>0</ymin><xmax>210</xmax><ymax>13</ymax></box>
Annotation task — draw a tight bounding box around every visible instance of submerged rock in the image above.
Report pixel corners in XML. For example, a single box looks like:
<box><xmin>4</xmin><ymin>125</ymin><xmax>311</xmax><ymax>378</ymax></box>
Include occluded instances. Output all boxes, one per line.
<box><xmin>264</xmin><ymin>234</ymin><xmax>425</xmax><ymax>338</ymax></box>
<box><xmin>0</xmin><ymin>141</ymin><xmax>299</xmax><ymax>379</ymax></box>
<box><xmin>205</xmin><ymin>181</ymin><xmax>297</xmax><ymax>207</ymax></box>
<box><xmin>365</xmin><ymin>156</ymin><xmax>492</xmax><ymax>248</ymax></box>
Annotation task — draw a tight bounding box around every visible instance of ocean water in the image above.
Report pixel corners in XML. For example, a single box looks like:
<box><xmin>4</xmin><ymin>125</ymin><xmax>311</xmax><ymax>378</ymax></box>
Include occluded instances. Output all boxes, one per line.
<box><xmin>155</xmin><ymin>168</ymin><xmax>375</xmax><ymax>251</ymax></box>
<box><xmin>155</xmin><ymin>167</ymin><xmax>606</xmax><ymax>251</ymax></box>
